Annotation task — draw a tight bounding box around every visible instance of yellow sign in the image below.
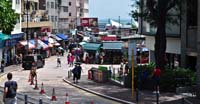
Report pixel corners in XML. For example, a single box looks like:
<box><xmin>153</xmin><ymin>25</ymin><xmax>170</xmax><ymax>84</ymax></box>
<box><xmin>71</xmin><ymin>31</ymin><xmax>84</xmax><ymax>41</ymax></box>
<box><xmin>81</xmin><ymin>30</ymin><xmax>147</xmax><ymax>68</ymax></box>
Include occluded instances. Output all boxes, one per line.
<box><xmin>132</xmin><ymin>49</ymin><xmax>134</xmax><ymax>97</ymax></box>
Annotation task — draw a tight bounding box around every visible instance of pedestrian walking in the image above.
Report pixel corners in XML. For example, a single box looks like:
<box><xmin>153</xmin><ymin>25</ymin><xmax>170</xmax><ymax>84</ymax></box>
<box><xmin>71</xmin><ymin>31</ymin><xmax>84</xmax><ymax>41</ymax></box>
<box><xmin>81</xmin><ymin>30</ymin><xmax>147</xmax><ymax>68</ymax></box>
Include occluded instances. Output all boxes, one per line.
<box><xmin>1</xmin><ymin>59</ymin><xmax>5</xmax><ymax>72</ymax></box>
<box><xmin>29</xmin><ymin>62</ymin><xmax>37</xmax><ymax>85</ymax></box>
<box><xmin>77</xmin><ymin>64</ymin><xmax>82</xmax><ymax>80</ymax></box>
<box><xmin>3</xmin><ymin>72</ymin><xmax>18</xmax><ymax>104</ymax></box>
<box><xmin>67</xmin><ymin>53</ymin><xmax>71</xmax><ymax>64</ymax></box>
<box><xmin>69</xmin><ymin>55</ymin><xmax>75</xmax><ymax>67</ymax></box>
<box><xmin>152</xmin><ymin>67</ymin><xmax>161</xmax><ymax>93</ymax></box>
<box><xmin>57</xmin><ymin>53</ymin><xmax>61</xmax><ymax>67</ymax></box>
<box><xmin>72</xmin><ymin>65</ymin><xmax>79</xmax><ymax>83</ymax></box>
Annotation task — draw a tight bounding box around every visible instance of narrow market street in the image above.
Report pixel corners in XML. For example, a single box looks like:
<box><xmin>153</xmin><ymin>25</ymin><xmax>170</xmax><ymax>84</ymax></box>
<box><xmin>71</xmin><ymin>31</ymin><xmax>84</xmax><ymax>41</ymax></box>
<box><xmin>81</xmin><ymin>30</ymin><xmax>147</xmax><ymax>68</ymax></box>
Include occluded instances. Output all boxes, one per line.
<box><xmin>0</xmin><ymin>54</ymin><xmax>121</xmax><ymax>104</ymax></box>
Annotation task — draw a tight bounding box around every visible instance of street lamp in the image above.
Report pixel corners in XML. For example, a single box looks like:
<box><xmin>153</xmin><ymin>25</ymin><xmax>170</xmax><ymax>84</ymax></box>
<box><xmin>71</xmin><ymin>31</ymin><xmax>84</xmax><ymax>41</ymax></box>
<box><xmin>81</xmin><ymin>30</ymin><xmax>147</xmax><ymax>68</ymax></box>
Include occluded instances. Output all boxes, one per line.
<box><xmin>26</xmin><ymin>0</ymin><xmax>29</xmax><ymax>55</ymax></box>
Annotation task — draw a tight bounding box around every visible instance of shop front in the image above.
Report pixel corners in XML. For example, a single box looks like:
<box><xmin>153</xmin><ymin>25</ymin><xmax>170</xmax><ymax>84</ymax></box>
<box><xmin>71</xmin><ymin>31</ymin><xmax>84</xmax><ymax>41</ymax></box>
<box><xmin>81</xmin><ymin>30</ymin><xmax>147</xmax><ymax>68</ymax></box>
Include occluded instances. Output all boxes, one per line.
<box><xmin>102</xmin><ymin>41</ymin><xmax>123</xmax><ymax>64</ymax></box>
<box><xmin>82</xmin><ymin>43</ymin><xmax>101</xmax><ymax>64</ymax></box>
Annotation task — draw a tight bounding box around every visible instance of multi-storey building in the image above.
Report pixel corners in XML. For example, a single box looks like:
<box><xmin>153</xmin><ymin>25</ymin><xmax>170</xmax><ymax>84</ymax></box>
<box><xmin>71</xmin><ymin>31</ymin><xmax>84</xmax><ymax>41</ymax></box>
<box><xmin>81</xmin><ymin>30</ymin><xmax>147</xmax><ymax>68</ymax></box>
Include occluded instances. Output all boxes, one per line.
<box><xmin>46</xmin><ymin>0</ymin><xmax>89</xmax><ymax>34</ymax></box>
<box><xmin>138</xmin><ymin>0</ymin><xmax>199</xmax><ymax>70</ymax></box>
<box><xmin>0</xmin><ymin>0</ymin><xmax>23</xmax><ymax>64</ymax></box>
<box><xmin>21</xmin><ymin>0</ymin><xmax>52</xmax><ymax>39</ymax></box>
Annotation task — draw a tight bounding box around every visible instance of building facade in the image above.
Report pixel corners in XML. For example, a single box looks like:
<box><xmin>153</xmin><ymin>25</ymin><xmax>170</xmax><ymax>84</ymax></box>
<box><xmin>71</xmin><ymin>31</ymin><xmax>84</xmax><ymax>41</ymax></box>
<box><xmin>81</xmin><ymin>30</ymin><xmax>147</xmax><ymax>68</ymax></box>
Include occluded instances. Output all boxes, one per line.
<box><xmin>138</xmin><ymin>0</ymin><xmax>200</xmax><ymax>71</ymax></box>
<box><xmin>0</xmin><ymin>0</ymin><xmax>23</xmax><ymax>64</ymax></box>
<box><xmin>46</xmin><ymin>0</ymin><xmax>89</xmax><ymax>34</ymax></box>
<box><xmin>21</xmin><ymin>0</ymin><xmax>52</xmax><ymax>40</ymax></box>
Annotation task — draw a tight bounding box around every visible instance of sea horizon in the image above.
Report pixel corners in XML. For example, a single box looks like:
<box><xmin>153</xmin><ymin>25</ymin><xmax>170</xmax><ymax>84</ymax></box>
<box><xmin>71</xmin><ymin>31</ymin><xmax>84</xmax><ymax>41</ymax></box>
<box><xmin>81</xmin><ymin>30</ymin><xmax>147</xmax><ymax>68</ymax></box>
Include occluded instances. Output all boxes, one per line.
<box><xmin>98</xmin><ymin>18</ymin><xmax>132</xmax><ymax>24</ymax></box>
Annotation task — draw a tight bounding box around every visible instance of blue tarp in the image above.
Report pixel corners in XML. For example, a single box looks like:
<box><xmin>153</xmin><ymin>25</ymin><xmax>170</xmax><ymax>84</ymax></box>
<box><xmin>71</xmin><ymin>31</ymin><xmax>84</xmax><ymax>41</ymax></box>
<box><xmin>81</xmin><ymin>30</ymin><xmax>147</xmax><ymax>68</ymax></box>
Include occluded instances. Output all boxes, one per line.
<box><xmin>56</xmin><ymin>34</ymin><xmax>68</xmax><ymax>41</ymax></box>
<box><xmin>11</xmin><ymin>33</ymin><xmax>24</xmax><ymax>39</ymax></box>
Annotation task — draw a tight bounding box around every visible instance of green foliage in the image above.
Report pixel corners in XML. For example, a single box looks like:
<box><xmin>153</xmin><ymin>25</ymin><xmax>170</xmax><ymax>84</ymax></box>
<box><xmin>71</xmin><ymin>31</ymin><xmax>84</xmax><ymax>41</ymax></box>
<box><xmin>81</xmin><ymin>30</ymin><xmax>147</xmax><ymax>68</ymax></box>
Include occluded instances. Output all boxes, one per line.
<box><xmin>130</xmin><ymin>0</ymin><xmax>182</xmax><ymax>26</ymax></box>
<box><xmin>0</xmin><ymin>0</ymin><xmax>19</xmax><ymax>34</ymax></box>
<box><xmin>98</xmin><ymin>66</ymin><xmax>108</xmax><ymax>71</ymax></box>
<box><xmin>124</xmin><ymin>63</ymin><xmax>196</xmax><ymax>92</ymax></box>
<box><xmin>135</xmin><ymin>64</ymin><xmax>196</xmax><ymax>91</ymax></box>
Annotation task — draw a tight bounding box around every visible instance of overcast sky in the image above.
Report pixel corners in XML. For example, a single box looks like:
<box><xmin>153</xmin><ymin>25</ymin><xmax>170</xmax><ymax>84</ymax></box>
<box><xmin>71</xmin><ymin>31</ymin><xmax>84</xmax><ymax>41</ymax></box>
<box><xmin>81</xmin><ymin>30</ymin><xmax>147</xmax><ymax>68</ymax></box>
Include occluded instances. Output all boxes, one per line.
<box><xmin>89</xmin><ymin>0</ymin><xmax>132</xmax><ymax>20</ymax></box>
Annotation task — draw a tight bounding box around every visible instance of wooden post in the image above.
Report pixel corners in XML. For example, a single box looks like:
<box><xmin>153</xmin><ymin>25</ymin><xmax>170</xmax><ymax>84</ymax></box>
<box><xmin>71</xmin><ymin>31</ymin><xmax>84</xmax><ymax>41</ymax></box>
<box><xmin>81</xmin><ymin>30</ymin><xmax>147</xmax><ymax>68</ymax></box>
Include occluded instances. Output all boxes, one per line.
<box><xmin>132</xmin><ymin>49</ymin><xmax>135</xmax><ymax>97</ymax></box>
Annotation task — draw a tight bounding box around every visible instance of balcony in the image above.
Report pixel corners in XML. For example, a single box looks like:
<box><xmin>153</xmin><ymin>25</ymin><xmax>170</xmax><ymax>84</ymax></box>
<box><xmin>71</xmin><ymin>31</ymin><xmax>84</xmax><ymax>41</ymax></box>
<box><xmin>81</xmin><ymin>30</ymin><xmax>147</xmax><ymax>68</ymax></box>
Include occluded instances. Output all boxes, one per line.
<box><xmin>22</xmin><ymin>21</ymin><xmax>52</xmax><ymax>28</ymax></box>
<box><xmin>27</xmin><ymin>0</ymin><xmax>38</xmax><ymax>2</ymax></box>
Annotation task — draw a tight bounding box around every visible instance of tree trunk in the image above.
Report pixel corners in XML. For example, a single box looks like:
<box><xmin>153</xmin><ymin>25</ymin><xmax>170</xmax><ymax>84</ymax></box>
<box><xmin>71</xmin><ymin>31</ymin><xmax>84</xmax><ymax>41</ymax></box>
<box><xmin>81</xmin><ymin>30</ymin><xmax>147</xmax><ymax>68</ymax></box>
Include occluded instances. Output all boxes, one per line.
<box><xmin>154</xmin><ymin>16</ymin><xmax>167</xmax><ymax>70</ymax></box>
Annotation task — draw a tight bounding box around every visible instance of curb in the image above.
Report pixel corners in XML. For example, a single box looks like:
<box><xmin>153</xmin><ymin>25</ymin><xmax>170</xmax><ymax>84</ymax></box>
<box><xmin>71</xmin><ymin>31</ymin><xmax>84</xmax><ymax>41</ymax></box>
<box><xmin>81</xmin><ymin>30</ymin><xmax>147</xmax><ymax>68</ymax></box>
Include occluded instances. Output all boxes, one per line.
<box><xmin>63</xmin><ymin>78</ymin><xmax>135</xmax><ymax>104</ymax></box>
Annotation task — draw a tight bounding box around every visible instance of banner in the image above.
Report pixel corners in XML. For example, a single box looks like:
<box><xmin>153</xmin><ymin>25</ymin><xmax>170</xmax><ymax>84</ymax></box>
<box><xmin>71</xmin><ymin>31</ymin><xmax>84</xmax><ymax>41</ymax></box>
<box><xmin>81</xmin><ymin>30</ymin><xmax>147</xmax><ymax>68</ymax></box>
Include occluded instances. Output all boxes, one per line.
<box><xmin>80</xmin><ymin>18</ymin><xmax>98</xmax><ymax>27</ymax></box>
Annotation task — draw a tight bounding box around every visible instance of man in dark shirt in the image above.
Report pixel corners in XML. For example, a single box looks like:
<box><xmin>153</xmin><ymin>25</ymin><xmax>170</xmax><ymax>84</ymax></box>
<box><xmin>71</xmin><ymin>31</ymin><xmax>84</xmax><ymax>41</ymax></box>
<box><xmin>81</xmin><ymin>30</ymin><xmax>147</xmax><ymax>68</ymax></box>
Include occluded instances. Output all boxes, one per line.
<box><xmin>3</xmin><ymin>73</ymin><xmax>18</xmax><ymax>104</ymax></box>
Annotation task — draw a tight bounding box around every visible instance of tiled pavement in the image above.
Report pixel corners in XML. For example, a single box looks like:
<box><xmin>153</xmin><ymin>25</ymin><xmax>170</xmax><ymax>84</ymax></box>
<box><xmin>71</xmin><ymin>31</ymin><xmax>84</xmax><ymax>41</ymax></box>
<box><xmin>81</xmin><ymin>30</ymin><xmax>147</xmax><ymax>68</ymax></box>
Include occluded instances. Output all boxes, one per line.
<box><xmin>63</xmin><ymin>64</ymin><xmax>200</xmax><ymax>104</ymax></box>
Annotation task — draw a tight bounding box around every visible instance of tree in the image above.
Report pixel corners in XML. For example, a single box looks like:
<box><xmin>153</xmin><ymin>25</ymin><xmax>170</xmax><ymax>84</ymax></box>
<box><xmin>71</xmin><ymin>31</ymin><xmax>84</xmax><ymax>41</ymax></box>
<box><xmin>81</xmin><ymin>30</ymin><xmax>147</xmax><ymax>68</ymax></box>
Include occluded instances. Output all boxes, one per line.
<box><xmin>131</xmin><ymin>0</ymin><xmax>181</xmax><ymax>70</ymax></box>
<box><xmin>0</xmin><ymin>0</ymin><xmax>19</xmax><ymax>34</ymax></box>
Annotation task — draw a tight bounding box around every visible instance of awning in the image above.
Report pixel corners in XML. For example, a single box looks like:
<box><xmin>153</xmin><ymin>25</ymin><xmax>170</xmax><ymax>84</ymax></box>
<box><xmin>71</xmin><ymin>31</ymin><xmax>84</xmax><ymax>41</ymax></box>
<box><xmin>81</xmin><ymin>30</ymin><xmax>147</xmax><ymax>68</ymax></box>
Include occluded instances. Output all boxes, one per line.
<box><xmin>82</xmin><ymin>43</ymin><xmax>101</xmax><ymax>51</ymax></box>
<box><xmin>56</xmin><ymin>34</ymin><xmax>68</xmax><ymax>41</ymax></box>
<box><xmin>0</xmin><ymin>33</ymin><xmax>10</xmax><ymax>40</ymax></box>
<box><xmin>48</xmin><ymin>38</ymin><xmax>55</xmax><ymax>43</ymax></box>
<box><xmin>102</xmin><ymin>41</ymin><xmax>123</xmax><ymax>50</ymax></box>
<box><xmin>19</xmin><ymin>41</ymin><xmax>35</xmax><ymax>49</ymax></box>
<box><xmin>11</xmin><ymin>33</ymin><xmax>24</xmax><ymax>39</ymax></box>
<box><xmin>79</xmin><ymin>41</ymin><xmax>86</xmax><ymax>46</ymax></box>
<box><xmin>29</xmin><ymin>39</ymin><xmax>49</xmax><ymax>50</ymax></box>
<box><xmin>50</xmin><ymin>34</ymin><xmax>62</xmax><ymax>41</ymax></box>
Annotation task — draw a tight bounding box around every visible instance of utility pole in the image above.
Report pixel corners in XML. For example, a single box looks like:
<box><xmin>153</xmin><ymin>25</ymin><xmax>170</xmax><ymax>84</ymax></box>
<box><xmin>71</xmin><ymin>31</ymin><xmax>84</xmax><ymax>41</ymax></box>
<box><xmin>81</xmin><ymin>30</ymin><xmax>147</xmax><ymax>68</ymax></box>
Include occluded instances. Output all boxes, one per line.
<box><xmin>57</xmin><ymin>0</ymin><xmax>61</xmax><ymax>33</ymax></box>
<box><xmin>26</xmin><ymin>0</ymin><xmax>29</xmax><ymax>55</ymax></box>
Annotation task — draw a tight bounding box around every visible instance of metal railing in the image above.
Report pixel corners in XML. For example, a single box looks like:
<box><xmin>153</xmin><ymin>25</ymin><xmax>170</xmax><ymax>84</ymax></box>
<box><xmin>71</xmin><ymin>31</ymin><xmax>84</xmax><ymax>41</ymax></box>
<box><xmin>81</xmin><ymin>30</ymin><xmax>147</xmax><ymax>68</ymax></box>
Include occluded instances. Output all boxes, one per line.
<box><xmin>0</xmin><ymin>87</ymin><xmax>48</xmax><ymax>104</ymax></box>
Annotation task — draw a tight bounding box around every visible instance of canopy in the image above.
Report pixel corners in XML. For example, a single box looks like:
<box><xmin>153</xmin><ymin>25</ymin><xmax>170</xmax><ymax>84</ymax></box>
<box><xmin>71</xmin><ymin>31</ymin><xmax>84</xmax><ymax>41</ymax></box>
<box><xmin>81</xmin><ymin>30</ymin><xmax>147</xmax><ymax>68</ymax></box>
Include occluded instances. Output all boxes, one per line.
<box><xmin>29</xmin><ymin>39</ymin><xmax>49</xmax><ymax>50</ymax></box>
<box><xmin>11</xmin><ymin>33</ymin><xmax>24</xmax><ymax>39</ymax></box>
<box><xmin>19</xmin><ymin>41</ymin><xmax>35</xmax><ymax>49</ymax></box>
<box><xmin>51</xmin><ymin>34</ymin><xmax>62</xmax><ymax>41</ymax></box>
<box><xmin>0</xmin><ymin>33</ymin><xmax>10</xmax><ymax>40</ymax></box>
<box><xmin>102</xmin><ymin>41</ymin><xmax>123</xmax><ymax>50</ymax></box>
<box><xmin>82</xmin><ymin>43</ymin><xmax>101</xmax><ymax>51</ymax></box>
<box><xmin>79</xmin><ymin>41</ymin><xmax>86</xmax><ymax>46</ymax></box>
<box><xmin>56</xmin><ymin>34</ymin><xmax>68</xmax><ymax>41</ymax></box>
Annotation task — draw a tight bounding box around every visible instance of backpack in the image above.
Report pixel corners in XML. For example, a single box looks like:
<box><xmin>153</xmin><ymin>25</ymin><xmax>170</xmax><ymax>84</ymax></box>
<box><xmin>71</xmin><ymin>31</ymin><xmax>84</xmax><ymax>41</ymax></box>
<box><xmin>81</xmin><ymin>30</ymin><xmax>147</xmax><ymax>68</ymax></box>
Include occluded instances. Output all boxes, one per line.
<box><xmin>8</xmin><ymin>81</ymin><xmax>17</xmax><ymax>98</ymax></box>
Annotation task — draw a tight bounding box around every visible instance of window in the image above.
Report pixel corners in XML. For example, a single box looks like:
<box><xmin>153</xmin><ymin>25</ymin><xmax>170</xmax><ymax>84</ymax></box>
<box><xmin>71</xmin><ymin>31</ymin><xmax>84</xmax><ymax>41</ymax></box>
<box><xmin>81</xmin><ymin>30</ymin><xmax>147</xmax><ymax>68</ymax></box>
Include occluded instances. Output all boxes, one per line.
<box><xmin>48</xmin><ymin>16</ymin><xmax>50</xmax><ymax>21</ymax></box>
<box><xmin>63</xmin><ymin>7</ymin><xmax>68</xmax><ymax>12</ymax></box>
<box><xmin>69</xmin><ymin>2</ymin><xmax>71</xmax><ymax>6</ymax></box>
<box><xmin>187</xmin><ymin>0</ymin><xmax>197</xmax><ymax>26</ymax></box>
<box><xmin>55</xmin><ymin>2</ymin><xmax>58</xmax><ymax>9</ymax></box>
<box><xmin>51</xmin><ymin>16</ymin><xmax>54</xmax><ymax>22</ymax></box>
<box><xmin>69</xmin><ymin>12</ymin><xmax>71</xmax><ymax>16</ymax></box>
<box><xmin>16</xmin><ymin>0</ymin><xmax>20</xmax><ymax>4</ymax></box>
<box><xmin>55</xmin><ymin>16</ymin><xmax>57</xmax><ymax>22</ymax></box>
<box><xmin>47</xmin><ymin>2</ymin><xmax>49</xmax><ymax>9</ymax></box>
<box><xmin>51</xmin><ymin>2</ymin><xmax>54</xmax><ymax>9</ymax></box>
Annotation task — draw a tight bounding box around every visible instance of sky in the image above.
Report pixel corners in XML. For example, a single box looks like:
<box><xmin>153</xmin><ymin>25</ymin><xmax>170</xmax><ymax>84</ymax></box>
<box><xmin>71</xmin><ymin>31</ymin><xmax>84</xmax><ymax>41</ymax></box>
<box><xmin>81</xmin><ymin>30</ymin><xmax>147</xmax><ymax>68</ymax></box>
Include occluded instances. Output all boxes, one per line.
<box><xmin>89</xmin><ymin>0</ymin><xmax>133</xmax><ymax>20</ymax></box>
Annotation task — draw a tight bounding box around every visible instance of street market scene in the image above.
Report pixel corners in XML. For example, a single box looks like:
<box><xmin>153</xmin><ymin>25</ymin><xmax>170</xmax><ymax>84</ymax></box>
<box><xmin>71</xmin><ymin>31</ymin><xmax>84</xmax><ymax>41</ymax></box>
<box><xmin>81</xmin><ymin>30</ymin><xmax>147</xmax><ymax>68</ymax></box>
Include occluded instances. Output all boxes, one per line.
<box><xmin>0</xmin><ymin>0</ymin><xmax>200</xmax><ymax>104</ymax></box>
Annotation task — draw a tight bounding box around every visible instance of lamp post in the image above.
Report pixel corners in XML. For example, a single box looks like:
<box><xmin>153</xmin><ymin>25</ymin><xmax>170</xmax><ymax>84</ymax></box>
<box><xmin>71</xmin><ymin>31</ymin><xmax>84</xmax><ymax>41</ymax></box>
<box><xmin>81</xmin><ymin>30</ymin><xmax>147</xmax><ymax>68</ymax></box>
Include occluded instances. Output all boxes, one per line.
<box><xmin>26</xmin><ymin>0</ymin><xmax>29</xmax><ymax>55</ymax></box>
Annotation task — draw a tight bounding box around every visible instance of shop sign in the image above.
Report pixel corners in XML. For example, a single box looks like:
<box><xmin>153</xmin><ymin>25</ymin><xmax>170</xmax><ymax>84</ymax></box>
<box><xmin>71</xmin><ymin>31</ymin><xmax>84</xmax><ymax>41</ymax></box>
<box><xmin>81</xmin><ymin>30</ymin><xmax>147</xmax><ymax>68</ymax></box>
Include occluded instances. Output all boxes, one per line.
<box><xmin>101</xmin><ymin>36</ymin><xmax>117</xmax><ymax>41</ymax></box>
<box><xmin>80</xmin><ymin>18</ymin><xmax>98</xmax><ymax>27</ymax></box>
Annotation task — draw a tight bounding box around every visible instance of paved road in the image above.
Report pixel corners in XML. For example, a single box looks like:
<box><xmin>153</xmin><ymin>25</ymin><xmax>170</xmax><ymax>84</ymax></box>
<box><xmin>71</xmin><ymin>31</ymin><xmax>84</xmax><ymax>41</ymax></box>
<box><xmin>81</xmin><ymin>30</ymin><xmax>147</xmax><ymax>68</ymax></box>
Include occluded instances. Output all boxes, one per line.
<box><xmin>0</xmin><ymin>54</ymin><xmax>121</xmax><ymax>104</ymax></box>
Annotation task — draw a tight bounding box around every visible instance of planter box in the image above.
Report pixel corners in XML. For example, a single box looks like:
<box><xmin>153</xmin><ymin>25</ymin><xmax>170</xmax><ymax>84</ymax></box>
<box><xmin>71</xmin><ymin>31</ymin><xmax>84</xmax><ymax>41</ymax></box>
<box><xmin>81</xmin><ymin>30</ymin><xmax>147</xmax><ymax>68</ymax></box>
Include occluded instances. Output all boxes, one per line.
<box><xmin>93</xmin><ymin>70</ymin><xmax>109</xmax><ymax>83</ymax></box>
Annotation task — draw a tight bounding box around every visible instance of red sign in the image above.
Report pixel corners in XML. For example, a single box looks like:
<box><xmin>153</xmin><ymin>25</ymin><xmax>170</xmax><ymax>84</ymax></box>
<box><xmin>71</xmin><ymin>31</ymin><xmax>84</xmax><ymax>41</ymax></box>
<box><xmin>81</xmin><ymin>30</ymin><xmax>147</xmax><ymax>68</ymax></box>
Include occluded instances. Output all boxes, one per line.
<box><xmin>80</xmin><ymin>18</ymin><xmax>98</xmax><ymax>27</ymax></box>
<box><xmin>101</xmin><ymin>36</ymin><xmax>117</xmax><ymax>41</ymax></box>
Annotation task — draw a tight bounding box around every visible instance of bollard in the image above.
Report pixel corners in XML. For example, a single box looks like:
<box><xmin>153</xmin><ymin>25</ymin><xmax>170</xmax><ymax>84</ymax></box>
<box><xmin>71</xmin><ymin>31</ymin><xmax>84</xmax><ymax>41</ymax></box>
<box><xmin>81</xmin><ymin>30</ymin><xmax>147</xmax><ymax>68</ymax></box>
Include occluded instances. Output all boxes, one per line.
<box><xmin>39</xmin><ymin>98</ymin><xmax>43</xmax><ymax>104</ymax></box>
<box><xmin>136</xmin><ymin>88</ymin><xmax>139</xmax><ymax>103</ymax></box>
<box><xmin>68</xmin><ymin>71</ymin><xmax>70</xmax><ymax>78</ymax></box>
<box><xmin>156</xmin><ymin>92</ymin><xmax>159</xmax><ymax>104</ymax></box>
<box><xmin>24</xmin><ymin>95</ymin><xmax>28</xmax><ymax>104</ymax></box>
